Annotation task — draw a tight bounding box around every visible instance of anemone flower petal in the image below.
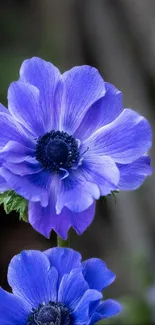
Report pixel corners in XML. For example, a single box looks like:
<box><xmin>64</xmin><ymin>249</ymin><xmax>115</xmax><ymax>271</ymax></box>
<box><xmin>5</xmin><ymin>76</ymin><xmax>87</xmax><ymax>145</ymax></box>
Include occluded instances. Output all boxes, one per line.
<box><xmin>0</xmin><ymin>103</ymin><xmax>9</xmax><ymax>114</ymax></box>
<box><xmin>8</xmin><ymin>81</ymin><xmax>47</xmax><ymax>136</ymax></box>
<box><xmin>89</xmin><ymin>300</ymin><xmax>121</xmax><ymax>325</ymax></box>
<box><xmin>0</xmin><ymin>287</ymin><xmax>30</xmax><ymax>325</ymax></box>
<box><xmin>29</xmin><ymin>197</ymin><xmax>96</xmax><ymax>239</ymax></box>
<box><xmin>56</xmin><ymin>171</ymin><xmax>100</xmax><ymax>214</ymax></box>
<box><xmin>58</xmin><ymin>271</ymin><xmax>88</xmax><ymax>310</ymax></box>
<box><xmin>8</xmin><ymin>250</ymin><xmax>58</xmax><ymax>308</ymax></box>
<box><xmin>0</xmin><ymin>167</ymin><xmax>50</xmax><ymax>207</ymax></box>
<box><xmin>117</xmin><ymin>156</ymin><xmax>152</xmax><ymax>190</ymax></box>
<box><xmin>72</xmin><ymin>290</ymin><xmax>102</xmax><ymax>325</ymax></box>
<box><xmin>96</xmin><ymin>299</ymin><xmax>122</xmax><ymax>318</ymax></box>
<box><xmin>82</xmin><ymin>258</ymin><xmax>116</xmax><ymax>291</ymax></box>
<box><xmin>19</xmin><ymin>57</ymin><xmax>61</xmax><ymax>131</ymax></box>
<box><xmin>4</xmin><ymin>161</ymin><xmax>43</xmax><ymax>176</ymax></box>
<box><xmin>28</xmin><ymin>199</ymin><xmax>71</xmax><ymax>239</ymax></box>
<box><xmin>0</xmin><ymin>112</ymin><xmax>34</xmax><ymax>149</ymax></box>
<box><xmin>0</xmin><ymin>140</ymin><xmax>35</xmax><ymax>163</ymax></box>
<box><xmin>81</xmin><ymin>155</ymin><xmax>120</xmax><ymax>196</ymax></box>
<box><xmin>74</xmin><ymin>82</ymin><xmax>122</xmax><ymax>141</ymax></box>
<box><xmin>0</xmin><ymin>174</ymin><xmax>10</xmax><ymax>192</ymax></box>
<box><xmin>60</xmin><ymin>65</ymin><xmax>105</xmax><ymax>134</ymax></box>
<box><xmin>44</xmin><ymin>247</ymin><xmax>82</xmax><ymax>284</ymax></box>
<box><xmin>83</xmin><ymin>109</ymin><xmax>152</xmax><ymax>164</ymax></box>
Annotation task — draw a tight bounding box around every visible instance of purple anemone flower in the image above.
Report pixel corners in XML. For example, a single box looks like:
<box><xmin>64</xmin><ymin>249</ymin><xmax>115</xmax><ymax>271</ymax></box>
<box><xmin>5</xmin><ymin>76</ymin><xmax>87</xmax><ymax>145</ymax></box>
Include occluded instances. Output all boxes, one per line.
<box><xmin>0</xmin><ymin>57</ymin><xmax>152</xmax><ymax>238</ymax></box>
<box><xmin>0</xmin><ymin>247</ymin><xmax>121</xmax><ymax>325</ymax></box>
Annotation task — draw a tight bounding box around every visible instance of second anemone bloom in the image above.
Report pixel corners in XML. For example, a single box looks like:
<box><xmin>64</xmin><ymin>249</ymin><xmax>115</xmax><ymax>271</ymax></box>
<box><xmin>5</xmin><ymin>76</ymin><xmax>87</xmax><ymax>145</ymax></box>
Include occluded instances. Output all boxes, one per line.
<box><xmin>0</xmin><ymin>247</ymin><xmax>121</xmax><ymax>324</ymax></box>
<box><xmin>0</xmin><ymin>57</ymin><xmax>152</xmax><ymax>238</ymax></box>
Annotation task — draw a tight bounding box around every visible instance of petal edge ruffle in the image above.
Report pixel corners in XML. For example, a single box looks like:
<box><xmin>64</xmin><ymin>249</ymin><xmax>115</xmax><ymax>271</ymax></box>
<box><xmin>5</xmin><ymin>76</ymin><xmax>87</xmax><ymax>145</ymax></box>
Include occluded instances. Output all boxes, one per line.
<box><xmin>84</xmin><ymin>109</ymin><xmax>152</xmax><ymax>164</ymax></box>
<box><xmin>60</xmin><ymin>65</ymin><xmax>106</xmax><ymax>134</ymax></box>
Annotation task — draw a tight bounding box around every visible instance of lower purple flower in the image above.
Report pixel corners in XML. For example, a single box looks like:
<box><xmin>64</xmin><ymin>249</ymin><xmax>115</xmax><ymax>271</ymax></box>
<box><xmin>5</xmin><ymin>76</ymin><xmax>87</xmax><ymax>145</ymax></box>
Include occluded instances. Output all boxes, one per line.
<box><xmin>0</xmin><ymin>247</ymin><xmax>121</xmax><ymax>325</ymax></box>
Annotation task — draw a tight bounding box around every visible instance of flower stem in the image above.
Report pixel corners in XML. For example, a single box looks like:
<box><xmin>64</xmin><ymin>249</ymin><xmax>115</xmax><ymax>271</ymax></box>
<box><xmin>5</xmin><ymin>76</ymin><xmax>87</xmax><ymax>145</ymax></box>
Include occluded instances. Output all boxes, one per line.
<box><xmin>57</xmin><ymin>234</ymin><xmax>70</xmax><ymax>247</ymax></box>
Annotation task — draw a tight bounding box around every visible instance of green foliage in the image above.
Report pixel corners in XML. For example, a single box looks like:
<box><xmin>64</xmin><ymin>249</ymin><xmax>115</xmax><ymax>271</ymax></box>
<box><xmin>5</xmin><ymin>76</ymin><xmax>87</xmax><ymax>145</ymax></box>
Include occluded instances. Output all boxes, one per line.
<box><xmin>111</xmin><ymin>190</ymin><xmax>119</xmax><ymax>203</ymax></box>
<box><xmin>118</xmin><ymin>296</ymin><xmax>151</xmax><ymax>325</ymax></box>
<box><xmin>100</xmin><ymin>190</ymin><xmax>119</xmax><ymax>204</ymax></box>
<box><xmin>0</xmin><ymin>190</ymin><xmax>28</xmax><ymax>222</ymax></box>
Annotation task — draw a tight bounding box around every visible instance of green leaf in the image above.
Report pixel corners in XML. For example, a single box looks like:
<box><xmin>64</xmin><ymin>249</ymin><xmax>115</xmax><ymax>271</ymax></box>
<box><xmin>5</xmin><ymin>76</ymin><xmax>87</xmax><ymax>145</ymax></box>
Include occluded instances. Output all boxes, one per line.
<box><xmin>107</xmin><ymin>190</ymin><xmax>119</xmax><ymax>203</ymax></box>
<box><xmin>0</xmin><ymin>190</ymin><xmax>28</xmax><ymax>222</ymax></box>
<box><xmin>111</xmin><ymin>190</ymin><xmax>119</xmax><ymax>203</ymax></box>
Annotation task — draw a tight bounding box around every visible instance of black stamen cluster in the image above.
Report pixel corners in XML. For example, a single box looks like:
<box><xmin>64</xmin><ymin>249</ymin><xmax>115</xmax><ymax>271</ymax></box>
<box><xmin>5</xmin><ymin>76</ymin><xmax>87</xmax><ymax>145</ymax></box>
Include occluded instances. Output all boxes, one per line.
<box><xmin>36</xmin><ymin>130</ymin><xmax>79</xmax><ymax>173</ymax></box>
<box><xmin>27</xmin><ymin>301</ymin><xmax>71</xmax><ymax>325</ymax></box>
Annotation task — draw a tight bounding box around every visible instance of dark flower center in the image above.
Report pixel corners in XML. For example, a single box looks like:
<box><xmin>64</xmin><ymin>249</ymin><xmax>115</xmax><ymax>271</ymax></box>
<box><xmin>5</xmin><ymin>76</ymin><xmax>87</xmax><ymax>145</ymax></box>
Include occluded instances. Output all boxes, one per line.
<box><xmin>27</xmin><ymin>301</ymin><xmax>71</xmax><ymax>325</ymax></box>
<box><xmin>36</xmin><ymin>130</ymin><xmax>79</xmax><ymax>173</ymax></box>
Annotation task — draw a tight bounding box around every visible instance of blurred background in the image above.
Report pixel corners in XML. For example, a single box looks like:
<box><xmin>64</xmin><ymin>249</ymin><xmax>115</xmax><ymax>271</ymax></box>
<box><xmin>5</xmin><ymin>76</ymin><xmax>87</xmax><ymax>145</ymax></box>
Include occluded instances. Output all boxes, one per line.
<box><xmin>0</xmin><ymin>0</ymin><xmax>155</xmax><ymax>324</ymax></box>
